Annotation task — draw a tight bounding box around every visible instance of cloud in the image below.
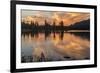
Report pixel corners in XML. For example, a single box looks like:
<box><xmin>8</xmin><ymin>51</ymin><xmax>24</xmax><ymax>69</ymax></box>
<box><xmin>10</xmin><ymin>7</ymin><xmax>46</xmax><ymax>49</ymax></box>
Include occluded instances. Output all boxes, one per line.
<box><xmin>22</xmin><ymin>10</ymin><xmax>90</xmax><ymax>26</ymax></box>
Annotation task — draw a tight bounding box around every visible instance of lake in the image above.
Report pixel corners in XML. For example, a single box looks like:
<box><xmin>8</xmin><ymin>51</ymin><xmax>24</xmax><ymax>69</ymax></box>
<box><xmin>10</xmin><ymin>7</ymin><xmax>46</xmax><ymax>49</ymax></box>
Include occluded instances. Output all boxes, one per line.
<box><xmin>21</xmin><ymin>31</ymin><xmax>90</xmax><ymax>63</ymax></box>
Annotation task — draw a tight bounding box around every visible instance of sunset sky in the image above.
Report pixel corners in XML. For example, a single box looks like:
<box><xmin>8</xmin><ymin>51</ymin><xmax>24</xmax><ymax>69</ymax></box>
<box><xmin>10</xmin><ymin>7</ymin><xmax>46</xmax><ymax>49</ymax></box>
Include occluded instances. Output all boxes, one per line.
<box><xmin>21</xmin><ymin>10</ymin><xmax>90</xmax><ymax>26</ymax></box>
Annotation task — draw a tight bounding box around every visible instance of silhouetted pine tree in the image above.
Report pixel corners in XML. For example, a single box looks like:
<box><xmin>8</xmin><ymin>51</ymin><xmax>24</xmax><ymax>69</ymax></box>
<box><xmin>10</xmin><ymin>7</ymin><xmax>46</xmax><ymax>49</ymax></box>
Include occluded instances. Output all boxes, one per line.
<box><xmin>59</xmin><ymin>21</ymin><xmax>64</xmax><ymax>30</ymax></box>
<box><xmin>31</xmin><ymin>21</ymin><xmax>35</xmax><ymax>30</ymax></box>
<box><xmin>53</xmin><ymin>20</ymin><xmax>56</xmax><ymax>30</ymax></box>
<box><xmin>60</xmin><ymin>21</ymin><xmax>64</xmax><ymax>26</ymax></box>
<box><xmin>45</xmin><ymin>20</ymin><xmax>48</xmax><ymax>26</ymax></box>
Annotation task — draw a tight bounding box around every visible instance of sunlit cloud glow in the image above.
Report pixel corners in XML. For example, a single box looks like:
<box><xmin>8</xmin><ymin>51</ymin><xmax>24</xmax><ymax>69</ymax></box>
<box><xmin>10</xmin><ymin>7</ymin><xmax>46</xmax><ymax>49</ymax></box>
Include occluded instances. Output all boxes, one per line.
<box><xmin>21</xmin><ymin>10</ymin><xmax>90</xmax><ymax>26</ymax></box>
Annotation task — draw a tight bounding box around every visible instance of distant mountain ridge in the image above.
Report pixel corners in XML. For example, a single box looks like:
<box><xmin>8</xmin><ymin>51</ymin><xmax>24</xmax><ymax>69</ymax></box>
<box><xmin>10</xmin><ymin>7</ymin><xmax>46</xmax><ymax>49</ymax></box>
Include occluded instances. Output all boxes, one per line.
<box><xmin>69</xmin><ymin>19</ymin><xmax>90</xmax><ymax>30</ymax></box>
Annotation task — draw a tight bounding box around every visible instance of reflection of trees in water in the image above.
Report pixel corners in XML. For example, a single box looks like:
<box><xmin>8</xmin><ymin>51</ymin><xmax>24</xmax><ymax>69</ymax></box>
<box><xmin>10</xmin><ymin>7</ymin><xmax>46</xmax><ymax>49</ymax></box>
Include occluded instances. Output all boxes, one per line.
<box><xmin>22</xmin><ymin>30</ymin><xmax>65</xmax><ymax>40</ymax></box>
<box><xmin>21</xmin><ymin>31</ymin><xmax>90</xmax><ymax>63</ymax></box>
<box><xmin>22</xmin><ymin>30</ymin><xmax>90</xmax><ymax>41</ymax></box>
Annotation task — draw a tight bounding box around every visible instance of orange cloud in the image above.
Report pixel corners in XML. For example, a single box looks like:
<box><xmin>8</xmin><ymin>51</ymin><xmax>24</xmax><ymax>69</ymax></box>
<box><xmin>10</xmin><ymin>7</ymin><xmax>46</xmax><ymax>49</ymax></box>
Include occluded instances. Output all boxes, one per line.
<box><xmin>22</xmin><ymin>11</ymin><xmax>90</xmax><ymax>26</ymax></box>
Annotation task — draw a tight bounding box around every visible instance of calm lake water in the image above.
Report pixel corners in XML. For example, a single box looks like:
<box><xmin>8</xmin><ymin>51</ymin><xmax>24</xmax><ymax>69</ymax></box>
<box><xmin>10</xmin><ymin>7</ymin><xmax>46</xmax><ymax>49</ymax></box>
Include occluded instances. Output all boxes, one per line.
<box><xmin>21</xmin><ymin>32</ymin><xmax>90</xmax><ymax>63</ymax></box>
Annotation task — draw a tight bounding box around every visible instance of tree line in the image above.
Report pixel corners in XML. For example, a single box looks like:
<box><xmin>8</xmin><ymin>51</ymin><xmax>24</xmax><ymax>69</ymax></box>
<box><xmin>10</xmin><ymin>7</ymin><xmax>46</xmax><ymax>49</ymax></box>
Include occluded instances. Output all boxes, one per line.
<box><xmin>21</xmin><ymin>19</ymin><xmax>90</xmax><ymax>32</ymax></box>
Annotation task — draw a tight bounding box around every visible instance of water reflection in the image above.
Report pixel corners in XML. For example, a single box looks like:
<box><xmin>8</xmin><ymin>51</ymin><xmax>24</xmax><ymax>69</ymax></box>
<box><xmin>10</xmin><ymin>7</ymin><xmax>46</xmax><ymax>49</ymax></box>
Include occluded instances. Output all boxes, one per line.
<box><xmin>21</xmin><ymin>32</ymin><xmax>90</xmax><ymax>63</ymax></box>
